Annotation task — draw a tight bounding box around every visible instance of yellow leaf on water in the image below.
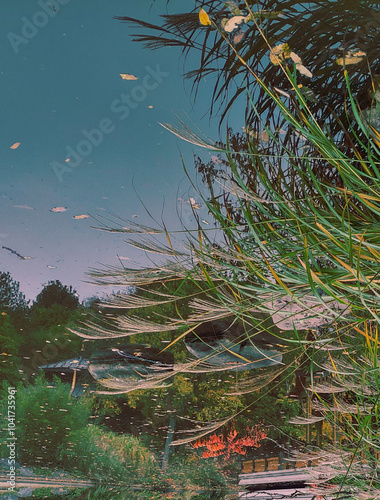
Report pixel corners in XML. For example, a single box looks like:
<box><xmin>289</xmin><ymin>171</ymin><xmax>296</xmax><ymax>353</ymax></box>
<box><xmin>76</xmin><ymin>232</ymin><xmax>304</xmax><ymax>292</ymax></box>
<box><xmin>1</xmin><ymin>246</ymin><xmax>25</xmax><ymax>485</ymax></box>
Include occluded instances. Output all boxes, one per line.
<box><xmin>73</xmin><ymin>214</ymin><xmax>89</xmax><ymax>220</ymax></box>
<box><xmin>10</xmin><ymin>142</ymin><xmax>21</xmax><ymax>149</ymax></box>
<box><xmin>199</xmin><ymin>8</ymin><xmax>211</xmax><ymax>26</ymax></box>
<box><xmin>120</xmin><ymin>73</ymin><xmax>138</xmax><ymax>80</ymax></box>
<box><xmin>336</xmin><ymin>56</ymin><xmax>363</xmax><ymax>65</ymax></box>
<box><xmin>269</xmin><ymin>43</ymin><xmax>291</xmax><ymax>65</ymax></box>
<box><xmin>189</xmin><ymin>197</ymin><xmax>201</xmax><ymax>209</ymax></box>
<box><xmin>336</xmin><ymin>50</ymin><xmax>366</xmax><ymax>66</ymax></box>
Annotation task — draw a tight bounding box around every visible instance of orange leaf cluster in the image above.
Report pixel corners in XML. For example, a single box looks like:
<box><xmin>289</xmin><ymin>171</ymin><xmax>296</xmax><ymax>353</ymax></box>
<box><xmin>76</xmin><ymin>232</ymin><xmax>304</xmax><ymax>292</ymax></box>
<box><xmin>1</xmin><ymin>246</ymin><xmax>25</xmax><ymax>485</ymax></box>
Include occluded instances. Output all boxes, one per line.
<box><xmin>190</xmin><ymin>423</ymin><xmax>267</xmax><ymax>459</ymax></box>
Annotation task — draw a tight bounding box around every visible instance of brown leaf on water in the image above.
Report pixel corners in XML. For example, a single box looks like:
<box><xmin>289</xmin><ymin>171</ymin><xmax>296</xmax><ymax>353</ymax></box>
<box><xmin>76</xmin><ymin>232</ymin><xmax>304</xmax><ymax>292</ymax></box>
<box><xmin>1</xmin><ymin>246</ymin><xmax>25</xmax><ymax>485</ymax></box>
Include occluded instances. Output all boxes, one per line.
<box><xmin>261</xmin><ymin>130</ymin><xmax>269</xmax><ymax>142</ymax></box>
<box><xmin>120</xmin><ymin>73</ymin><xmax>138</xmax><ymax>80</ymax></box>
<box><xmin>233</xmin><ymin>32</ymin><xmax>245</xmax><ymax>44</ymax></box>
<box><xmin>10</xmin><ymin>142</ymin><xmax>21</xmax><ymax>150</ymax></box>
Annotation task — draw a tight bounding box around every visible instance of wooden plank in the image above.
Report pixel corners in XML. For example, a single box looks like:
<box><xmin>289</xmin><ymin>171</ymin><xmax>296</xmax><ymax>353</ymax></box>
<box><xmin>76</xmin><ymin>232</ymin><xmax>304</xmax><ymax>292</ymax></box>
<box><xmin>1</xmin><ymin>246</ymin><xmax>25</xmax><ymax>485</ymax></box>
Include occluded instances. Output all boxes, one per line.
<box><xmin>254</xmin><ymin>459</ymin><xmax>266</xmax><ymax>472</ymax></box>
<box><xmin>242</xmin><ymin>461</ymin><xmax>253</xmax><ymax>474</ymax></box>
<box><xmin>295</xmin><ymin>460</ymin><xmax>309</xmax><ymax>468</ymax></box>
<box><xmin>240</xmin><ymin>468</ymin><xmax>310</xmax><ymax>479</ymax></box>
<box><xmin>267</xmin><ymin>457</ymin><xmax>279</xmax><ymax>471</ymax></box>
<box><xmin>239</xmin><ymin>468</ymin><xmax>312</xmax><ymax>487</ymax></box>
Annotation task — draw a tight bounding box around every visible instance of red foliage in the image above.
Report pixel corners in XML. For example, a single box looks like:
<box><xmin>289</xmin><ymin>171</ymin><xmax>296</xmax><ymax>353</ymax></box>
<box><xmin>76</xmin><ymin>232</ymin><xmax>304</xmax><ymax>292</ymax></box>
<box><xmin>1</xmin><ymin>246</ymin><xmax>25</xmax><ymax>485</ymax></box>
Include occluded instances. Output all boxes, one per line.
<box><xmin>190</xmin><ymin>422</ymin><xmax>267</xmax><ymax>459</ymax></box>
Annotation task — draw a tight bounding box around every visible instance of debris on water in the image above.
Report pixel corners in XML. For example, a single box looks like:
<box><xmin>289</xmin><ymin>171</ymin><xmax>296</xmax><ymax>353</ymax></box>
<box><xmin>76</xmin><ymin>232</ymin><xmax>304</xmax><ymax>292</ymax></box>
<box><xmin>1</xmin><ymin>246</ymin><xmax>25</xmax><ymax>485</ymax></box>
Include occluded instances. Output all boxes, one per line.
<box><xmin>2</xmin><ymin>246</ymin><xmax>31</xmax><ymax>260</ymax></box>
<box><xmin>72</xmin><ymin>214</ymin><xmax>89</xmax><ymax>220</ymax></box>
<box><xmin>50</xmin><ymin>207</ymin><xmax>67</xmax><ymax>213</ymax></box>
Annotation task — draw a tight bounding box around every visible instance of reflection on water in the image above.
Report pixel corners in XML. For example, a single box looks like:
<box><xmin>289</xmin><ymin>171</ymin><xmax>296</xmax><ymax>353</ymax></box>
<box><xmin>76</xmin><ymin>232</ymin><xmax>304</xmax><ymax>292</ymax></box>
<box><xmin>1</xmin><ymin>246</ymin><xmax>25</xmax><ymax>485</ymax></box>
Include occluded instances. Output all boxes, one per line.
<box><xmin>2</xmin><ymin>2</ymin><xmax>379</xmax><ymax>500</ymax></box>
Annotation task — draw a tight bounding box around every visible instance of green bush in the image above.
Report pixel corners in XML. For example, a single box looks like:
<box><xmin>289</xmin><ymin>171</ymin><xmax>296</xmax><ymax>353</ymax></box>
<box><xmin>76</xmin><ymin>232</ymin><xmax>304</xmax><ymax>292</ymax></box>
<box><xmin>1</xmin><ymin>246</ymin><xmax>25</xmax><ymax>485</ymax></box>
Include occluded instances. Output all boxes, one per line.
<box><xmin>15</xmin><ymin>376</ymin><xmax>91</xmax><ymax>465</ymax></box>
<box><xmin>58</xmin><ymin>425</ymin><xmax>159</xmax><ymax>485</ymax></box>
<box><xmin>164</xmin><ymin>452</ymin><xmax>228</xmax><ymax>497</ymax></box>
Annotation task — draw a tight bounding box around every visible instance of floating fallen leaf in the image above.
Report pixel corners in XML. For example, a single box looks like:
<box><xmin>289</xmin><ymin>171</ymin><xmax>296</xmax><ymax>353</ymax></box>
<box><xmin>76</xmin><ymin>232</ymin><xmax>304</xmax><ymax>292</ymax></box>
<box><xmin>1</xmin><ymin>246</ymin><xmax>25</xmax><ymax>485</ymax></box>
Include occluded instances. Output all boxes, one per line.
<box><xmin>50</xmin><ymin>207</ymin><xmax>67</xmax><ymax>213</ymax></box>
<box><xmin>73</xmin><ymin>214</ymin><xmax>89</xmax><ymax>220</ymax></box>
<box><xmin>189</xmin><ymin>197</ymin><xmax>201</xmax><ymax>209</ymax></box>
<box><xmin>148</xmin><ymin>105</ymin><xmax>153</xmax><ymax>108</ymax></box>
<box><xmin>290</xmin><ymin>52</ymin><xmax>302</xmax><ymax>64</ymax></box>
<box><xmin>296</xmin><ymin>64</ymin><xmax>313</xmax><ymax>78</ymax></box>
<box><xmin>274</xmin><ymin>87</ymin><xmax>290</xmax><ymax>98</ymax></box>
<box><xmin>269</xmin><ymin>43</ymin><xmax>291</xmax><ymax>65</ymax></box>
<box><xmin>261</xmin><ymin>131</ymin><xmax>269</xmax><ymax>143</ymax></box>
<box><xmin>47</xmin><ymin>265</ymin><xmax>57</xmax><ymax>269</ymax></box>
<box><xmin>12</xmin><ymin>204</ymin><xmax>34</xmax><ymax>210</ymax></box>
<box><xmin>289</xmin><ymin>51</ymin><xmax>313</xmax><ymax>77</ymax></box>
<box><xmin>224</xmin><ymin>15</ymin><xmax>249</xmax><ymax>32</ymax></box>
<box><xmin>120</xmin><ymin>73</ymin><xmax>138</xmax><ymax>80</ymax></box>
<box><xmin>336</xmin><ymin>50</ymin><xmax>366</xmax><ymax>66</ymax></box>
<box><xmin>233</xmin><ymin>32</ymin><xmax>245</xmax><ymax>44</ymax></box>
<box><xmin>199</xmin><ymin>7</ymin><xmax>211</xmax><ymax>26</ymax></box>
<box><xmin>65</xmin><ymin>158</ymin><xmax>70</xmax><ymax>162</ymax></box>
<box><xmin>10</xmin><ymin>142</ymin><xmax>21</xmax><ymax>150</ymax></box>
